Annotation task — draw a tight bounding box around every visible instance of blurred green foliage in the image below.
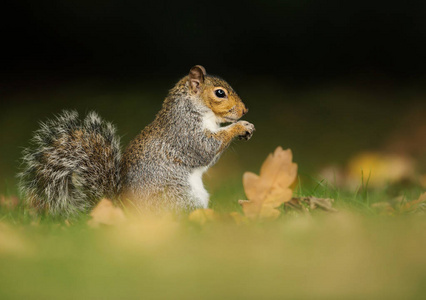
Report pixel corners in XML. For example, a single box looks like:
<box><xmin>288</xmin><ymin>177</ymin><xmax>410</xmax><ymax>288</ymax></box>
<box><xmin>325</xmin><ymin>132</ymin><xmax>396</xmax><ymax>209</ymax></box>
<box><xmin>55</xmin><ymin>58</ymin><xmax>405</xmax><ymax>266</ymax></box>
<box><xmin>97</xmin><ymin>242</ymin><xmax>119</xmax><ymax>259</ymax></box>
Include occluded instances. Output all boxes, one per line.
<box><xmin>1</xmin><ymin>78</ymin><xmax>425</xmax><ymax>194</ymax></box>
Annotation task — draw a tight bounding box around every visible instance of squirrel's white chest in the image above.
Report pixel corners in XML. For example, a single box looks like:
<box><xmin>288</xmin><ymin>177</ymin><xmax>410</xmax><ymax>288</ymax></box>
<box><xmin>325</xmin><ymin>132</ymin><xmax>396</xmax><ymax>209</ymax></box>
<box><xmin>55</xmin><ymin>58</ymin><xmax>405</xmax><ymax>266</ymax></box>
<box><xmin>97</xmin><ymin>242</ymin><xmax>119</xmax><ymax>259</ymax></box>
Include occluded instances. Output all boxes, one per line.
<box><xmin>187</xmin><ymin>109</ymin><xmax>219</xmax><ymax>208</ymax></box>
<box><xmin>202</xmin><ymin>110</ymin><xmax>220</xmax><ymax>132</ymax></box>
<box><xmin>188</xmin><ymin>167</ymin><xmax>209</xmax><ymax>208</ymax></box>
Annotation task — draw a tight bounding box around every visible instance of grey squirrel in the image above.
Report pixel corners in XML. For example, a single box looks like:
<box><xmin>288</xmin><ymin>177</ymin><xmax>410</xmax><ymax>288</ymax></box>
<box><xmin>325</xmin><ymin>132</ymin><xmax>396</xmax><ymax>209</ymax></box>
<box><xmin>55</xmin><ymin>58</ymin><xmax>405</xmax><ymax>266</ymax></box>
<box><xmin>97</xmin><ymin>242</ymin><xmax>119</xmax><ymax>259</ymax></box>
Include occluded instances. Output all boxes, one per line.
<box><xmin>18</xmin><ymin>65</ymin><xmax>255</xmax><ymax>216</ymax></box>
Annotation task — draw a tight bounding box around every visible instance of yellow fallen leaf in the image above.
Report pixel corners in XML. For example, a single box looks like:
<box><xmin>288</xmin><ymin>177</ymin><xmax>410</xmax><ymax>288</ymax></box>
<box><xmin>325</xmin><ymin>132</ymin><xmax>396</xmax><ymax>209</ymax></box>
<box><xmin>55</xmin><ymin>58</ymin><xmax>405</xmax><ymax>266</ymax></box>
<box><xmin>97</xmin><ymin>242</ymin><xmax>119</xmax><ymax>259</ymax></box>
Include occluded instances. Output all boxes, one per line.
<box><xmin>88</xmin><ymin>198</ymin><xmax>126</xmax><ymax>227</ymax></box>
<box><xmin>240</xmin><ymin>147</ymin><xmax>298</xmax><ymax>220</ymax></box>
<box><xmin>346</xmin><ymin>152</ymin><xmax>415</xmax><ymax>189</ymax></box>
<box><xmin>188</xmin><ymin>208</ymin><xmax>219</xmax><ymax>225</ymax></box>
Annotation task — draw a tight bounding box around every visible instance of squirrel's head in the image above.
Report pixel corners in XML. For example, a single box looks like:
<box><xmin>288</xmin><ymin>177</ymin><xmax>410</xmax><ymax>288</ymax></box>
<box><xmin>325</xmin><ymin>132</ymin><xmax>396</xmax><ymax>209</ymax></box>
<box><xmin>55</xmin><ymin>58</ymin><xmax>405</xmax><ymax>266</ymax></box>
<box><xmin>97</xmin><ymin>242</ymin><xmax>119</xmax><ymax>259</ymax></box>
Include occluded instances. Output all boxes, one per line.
<box><xmin>188</xmin><ymin>65</ymin><xmax>248</xmax><ymax>123</ymax></box>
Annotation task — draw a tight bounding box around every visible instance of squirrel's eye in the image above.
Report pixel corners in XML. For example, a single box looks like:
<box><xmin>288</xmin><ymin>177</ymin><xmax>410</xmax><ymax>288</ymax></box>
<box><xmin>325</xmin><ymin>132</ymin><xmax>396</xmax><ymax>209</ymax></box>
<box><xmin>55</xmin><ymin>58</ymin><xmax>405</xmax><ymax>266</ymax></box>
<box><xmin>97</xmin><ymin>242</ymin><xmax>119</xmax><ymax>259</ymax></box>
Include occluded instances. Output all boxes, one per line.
<box><xmin>215</xmin><ymin>89</ymin><xmax>226</xmax><ymax>98</ymax></box>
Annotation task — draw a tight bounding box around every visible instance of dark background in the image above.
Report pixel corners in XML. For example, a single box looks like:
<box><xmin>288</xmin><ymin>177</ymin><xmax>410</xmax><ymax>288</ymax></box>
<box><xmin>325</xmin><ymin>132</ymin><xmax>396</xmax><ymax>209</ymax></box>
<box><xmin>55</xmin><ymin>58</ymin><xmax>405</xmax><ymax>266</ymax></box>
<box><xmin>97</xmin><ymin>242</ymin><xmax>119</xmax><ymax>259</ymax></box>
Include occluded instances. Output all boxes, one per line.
<box><xmin>2</xmin><ymin>0</ymin><xmax>426</xmax><ymax>83</ymax></box>
<box><xmin>1</xmin><ymin>0</ymin><xmax>425</xmax><ymax>193</ymax></box>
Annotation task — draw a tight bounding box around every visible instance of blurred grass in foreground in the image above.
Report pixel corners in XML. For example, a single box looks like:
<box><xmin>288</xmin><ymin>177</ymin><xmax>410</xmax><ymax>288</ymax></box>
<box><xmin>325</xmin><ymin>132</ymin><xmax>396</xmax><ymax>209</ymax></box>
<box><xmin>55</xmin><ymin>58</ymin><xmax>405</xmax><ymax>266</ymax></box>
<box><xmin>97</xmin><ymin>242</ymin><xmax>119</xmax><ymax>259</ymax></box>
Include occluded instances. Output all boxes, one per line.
<box><xmin>0</xmin><ymin>187</ymin><xmax>425</xmax><ymax>299</ymax></box>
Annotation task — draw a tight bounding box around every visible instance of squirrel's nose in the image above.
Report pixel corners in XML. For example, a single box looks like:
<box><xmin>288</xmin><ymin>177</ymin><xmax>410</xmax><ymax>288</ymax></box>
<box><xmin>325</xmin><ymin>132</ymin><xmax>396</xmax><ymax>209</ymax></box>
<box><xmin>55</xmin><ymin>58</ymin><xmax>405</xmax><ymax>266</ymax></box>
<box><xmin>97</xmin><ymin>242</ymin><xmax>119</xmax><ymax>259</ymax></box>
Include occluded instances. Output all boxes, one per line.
<box><xmin>243</xmin><ymin>108</ymin><xmax>249</xmax><ymax>115</ymax></box>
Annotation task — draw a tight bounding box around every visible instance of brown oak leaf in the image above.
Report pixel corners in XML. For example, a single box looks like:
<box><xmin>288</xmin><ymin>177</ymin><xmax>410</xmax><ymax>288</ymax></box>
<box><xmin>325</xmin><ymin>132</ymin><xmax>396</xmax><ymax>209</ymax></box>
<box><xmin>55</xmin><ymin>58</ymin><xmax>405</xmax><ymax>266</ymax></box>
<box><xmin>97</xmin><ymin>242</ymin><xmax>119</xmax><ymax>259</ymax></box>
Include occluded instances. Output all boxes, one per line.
<box><xmin>240</xmin><ymin>147</ymin><xmax>298</xmax><ymax>220</ymax></box>
<box><xmin>88</xmin><ymin>198</ymin><xmax>126</xmax><ymax>227</ymax></box>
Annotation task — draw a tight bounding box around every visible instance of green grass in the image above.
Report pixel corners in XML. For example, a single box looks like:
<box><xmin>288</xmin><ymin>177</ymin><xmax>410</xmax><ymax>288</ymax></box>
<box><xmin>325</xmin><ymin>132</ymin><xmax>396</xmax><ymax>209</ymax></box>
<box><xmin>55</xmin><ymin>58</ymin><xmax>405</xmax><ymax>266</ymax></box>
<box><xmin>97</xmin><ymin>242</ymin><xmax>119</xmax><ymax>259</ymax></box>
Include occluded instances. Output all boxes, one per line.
<box><xmin>0</xmin><ymin>184</ymin><xmax>425</xmax><ymax>299</ymax></box>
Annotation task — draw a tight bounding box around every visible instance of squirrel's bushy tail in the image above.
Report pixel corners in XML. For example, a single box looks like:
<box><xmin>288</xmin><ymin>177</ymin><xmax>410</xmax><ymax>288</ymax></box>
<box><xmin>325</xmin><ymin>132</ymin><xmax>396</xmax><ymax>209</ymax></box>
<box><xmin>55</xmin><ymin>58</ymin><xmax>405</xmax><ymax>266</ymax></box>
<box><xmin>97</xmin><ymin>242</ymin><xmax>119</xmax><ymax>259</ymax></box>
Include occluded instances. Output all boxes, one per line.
<box><xmin>18</xmin><ymin>110</ymin><xmax>121</xmax><ymax>217</ymax></box>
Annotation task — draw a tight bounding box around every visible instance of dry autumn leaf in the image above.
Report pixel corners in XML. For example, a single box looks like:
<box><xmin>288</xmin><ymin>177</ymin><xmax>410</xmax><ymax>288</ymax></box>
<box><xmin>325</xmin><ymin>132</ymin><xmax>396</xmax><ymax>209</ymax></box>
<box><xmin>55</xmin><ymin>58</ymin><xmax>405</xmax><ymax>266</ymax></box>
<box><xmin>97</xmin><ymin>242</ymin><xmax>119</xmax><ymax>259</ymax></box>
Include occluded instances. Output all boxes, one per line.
<box><xmin>346</xmin><ymin>152</ymin><xmax>415</xmax><ymax>189</ymax></box>
<box><xmin>401</xmin><ymin>192</ymin><xmax>426</xmax><ymax>213</ymax></box>
<box><xmin>372</xmin><ymin>193</ymin><xmax>426</xmax><ymax>215</ymax></box>
<box><xmin>88</xmin><ymin>198</ymin><xmax>126</xmax><ymax>227</ymax></box>
<box><xmin>240</xmin><ymin>147</ymin><xmax>298</xmax><ymax>220</ymax></box>
<box><xmin>285</xmin><ymin>197</ymin><xmax>337</xmax><ymax>213</ymax></box>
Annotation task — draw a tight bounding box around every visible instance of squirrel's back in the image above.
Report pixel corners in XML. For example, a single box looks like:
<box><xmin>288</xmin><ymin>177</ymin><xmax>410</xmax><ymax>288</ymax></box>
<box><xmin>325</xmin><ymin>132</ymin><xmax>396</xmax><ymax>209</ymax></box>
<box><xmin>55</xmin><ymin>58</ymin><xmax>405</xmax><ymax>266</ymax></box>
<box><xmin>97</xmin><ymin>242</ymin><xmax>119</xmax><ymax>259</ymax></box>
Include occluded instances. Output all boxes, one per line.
<box><xmin>18</xmin><ymin>111</ymin><xmax>121</xmax><ymax>216</ymax></box>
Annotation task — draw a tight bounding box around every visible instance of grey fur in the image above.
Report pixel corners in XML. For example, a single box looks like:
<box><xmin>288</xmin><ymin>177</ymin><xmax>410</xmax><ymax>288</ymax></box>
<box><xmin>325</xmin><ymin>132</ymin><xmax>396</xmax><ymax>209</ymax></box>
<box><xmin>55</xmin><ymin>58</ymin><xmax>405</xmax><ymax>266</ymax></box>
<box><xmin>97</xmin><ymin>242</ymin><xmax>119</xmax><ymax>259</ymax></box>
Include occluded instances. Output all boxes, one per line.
<box><xmin>18</xmin><ymin>67</ymin><xmax>253</xmax><ymax>216</ymax></box>
<box><xmin>18</xmin><ymin>110</ymin><xmax>121</xmax><ymax>216</ymax></box>
<box><xmin>120</xmin><ymin>85</ymin><xmax>223</xmax><ymax>211</ymax></box>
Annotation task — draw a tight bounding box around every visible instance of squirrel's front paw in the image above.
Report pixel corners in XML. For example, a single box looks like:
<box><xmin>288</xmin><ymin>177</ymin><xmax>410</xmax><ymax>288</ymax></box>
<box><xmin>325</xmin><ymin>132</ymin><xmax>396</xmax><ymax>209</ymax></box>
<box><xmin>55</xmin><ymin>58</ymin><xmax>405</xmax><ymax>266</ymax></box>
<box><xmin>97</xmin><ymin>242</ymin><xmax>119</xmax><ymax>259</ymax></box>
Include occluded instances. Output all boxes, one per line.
<box><xmin>237</xmin><ymin>121</ymin><xmax>255</xmax><ymax>141</ymax></box>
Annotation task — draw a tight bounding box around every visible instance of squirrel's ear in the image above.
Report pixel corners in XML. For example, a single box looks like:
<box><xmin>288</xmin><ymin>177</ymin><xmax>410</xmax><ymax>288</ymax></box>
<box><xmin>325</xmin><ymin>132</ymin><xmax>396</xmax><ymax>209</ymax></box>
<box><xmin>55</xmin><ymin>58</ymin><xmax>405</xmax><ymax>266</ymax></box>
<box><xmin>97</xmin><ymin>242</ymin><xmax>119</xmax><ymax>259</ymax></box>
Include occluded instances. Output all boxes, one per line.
<box><xmin>189</xmin><ymin>65</ymin><xmax>206</xmax><ymax>93</ymax></box>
